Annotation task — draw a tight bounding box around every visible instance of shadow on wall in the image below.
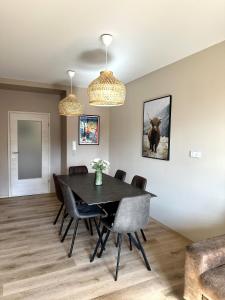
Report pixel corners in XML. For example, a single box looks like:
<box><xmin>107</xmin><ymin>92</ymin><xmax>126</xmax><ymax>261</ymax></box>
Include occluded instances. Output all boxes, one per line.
<box><xmin>180</xmin><ymin>221</ymin><xmax>225</xmax><ymax>242</ymax></box>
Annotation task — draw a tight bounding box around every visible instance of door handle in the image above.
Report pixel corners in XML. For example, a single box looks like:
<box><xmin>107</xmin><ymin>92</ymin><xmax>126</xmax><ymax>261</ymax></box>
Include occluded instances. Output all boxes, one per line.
<box><xmin>12</xmin><ymin>152</ymin><xmax>19</xmax><ymax>154</ymax></box>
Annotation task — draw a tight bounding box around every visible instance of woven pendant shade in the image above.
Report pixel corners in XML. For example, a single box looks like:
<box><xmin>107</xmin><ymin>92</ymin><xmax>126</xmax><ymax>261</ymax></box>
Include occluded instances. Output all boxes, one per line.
<box><xmin>88</xmin><ymin>70</ymin><xmax>126</xmax><ymax>106</ymax></box>
<box><xmin>58</xmin><ymin>94</ymin><xmax>83</xmax><ymax>116</ymax></box>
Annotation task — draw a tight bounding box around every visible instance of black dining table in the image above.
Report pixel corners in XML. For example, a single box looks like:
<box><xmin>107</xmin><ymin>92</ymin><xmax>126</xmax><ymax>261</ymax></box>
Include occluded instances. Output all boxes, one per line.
<box><xmin>58</xmin><ymin>173</ymin><xmax>156</xmax><ymax>205</ymax></box>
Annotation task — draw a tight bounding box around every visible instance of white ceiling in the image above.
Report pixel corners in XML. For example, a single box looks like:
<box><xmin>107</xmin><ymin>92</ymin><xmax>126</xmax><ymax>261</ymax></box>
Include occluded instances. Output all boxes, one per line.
<box><xmin>0</xmin><ymin>0</ymin><xmax>225</xmax><ymax>88</ymax></box>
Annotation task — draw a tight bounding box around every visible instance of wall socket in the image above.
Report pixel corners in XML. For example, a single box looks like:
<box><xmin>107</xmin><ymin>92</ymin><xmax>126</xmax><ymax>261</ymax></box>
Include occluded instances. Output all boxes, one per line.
<box><xmin>72</xmin><ymin>141</ymin><xmax>76</xmax><ymax>151</ymax></box>
<box><xmin>190</xmin><ymin>151</ymin><xmax>202</xmax><ymax>158</ymax></box>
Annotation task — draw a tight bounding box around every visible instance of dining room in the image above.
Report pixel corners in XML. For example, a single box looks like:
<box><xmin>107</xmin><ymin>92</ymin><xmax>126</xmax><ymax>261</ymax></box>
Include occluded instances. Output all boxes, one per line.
<box><xmin>0</xmin><ymin>1</ymin><xmax>225</xmax><ymax>300</ymax></box>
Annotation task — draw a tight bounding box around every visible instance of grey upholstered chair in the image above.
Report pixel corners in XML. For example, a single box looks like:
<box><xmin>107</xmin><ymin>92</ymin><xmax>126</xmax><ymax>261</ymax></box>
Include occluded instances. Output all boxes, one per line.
<box><xmin>114</xmin><ymin>169</ymin><xmax>126</xmax><ymax>182</ymax></box>
<box><xmin>90</xmin><ymin>194</ymin><xmax>151</xmax><ymax>281</ymax></box>
<box><xmin>69</xmin><ymin>165</ymin><xmax>88</xmax><ymax>176</ymax></box>
<box><xmin>53</xmin><ymin>173</ymin><xmax>64</xmax><ymax>225</ymax></box>
<box><xmin>59</xmin><ymin>180</ymin><xmax>106</xmax><ymax>257</ymax></box>
<box><xmin>131</xmin><ymin>175</ymin><xmax>148</xmax><ymax>242</ymax></box>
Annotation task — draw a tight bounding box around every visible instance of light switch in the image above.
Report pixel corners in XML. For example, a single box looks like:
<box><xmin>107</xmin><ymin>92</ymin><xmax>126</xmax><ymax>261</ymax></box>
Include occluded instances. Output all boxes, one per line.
<box><xmin>72</xmin><ymin>141</ymin><xmax>76</xmax><ymax>151</ymax></box>
<box><xmin>190</xmin><ymin>151</ymin><xmax>202</xmax><ymax>158</ymax></box>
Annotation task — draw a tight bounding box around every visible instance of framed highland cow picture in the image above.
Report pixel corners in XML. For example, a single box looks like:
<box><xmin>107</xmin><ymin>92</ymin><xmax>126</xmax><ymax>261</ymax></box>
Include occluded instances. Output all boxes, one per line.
<box><xmin>142</xmin><ymin>95</ymin><xmax>172</xmax><ymax>160</ymax></box>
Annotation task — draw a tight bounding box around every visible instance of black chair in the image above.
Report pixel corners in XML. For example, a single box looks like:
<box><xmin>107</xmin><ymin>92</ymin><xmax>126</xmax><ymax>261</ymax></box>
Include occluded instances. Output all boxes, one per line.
<box><xmin>114</xmin><ymin>169</ymin><xmax>126</xmax><ymax>182</ymax></box>
<box><xmin>53</xmin><ymin>173</ymin><xmax>64</xmax><ymax>225</ymax></box>
<box><xmin>90</xmin><ymin>194</ymin><xmax>151</xmax><ymax>281</ymax></box>
<box><xmin>68</xmin><ymin>165</ymin><xmax>94</xmax><ymax>234</ymax></box>
<box><xmin>69</xmin><ymin>165</ymin><xmax>88</xmax><ymax>176</ymax></box>
<box><xmin>59</xmin><ymin>180</ymin><xmax>106</xmax><ymax>257</ymax></box>
<box><xmin>131</xmin><ymin>175</ymin><xmax>148</xmax><ymax>242</ymax></box>
<box><xmin>131</xmin><ymin>175</ymin><xmax>147</xmax><ymax>190</ymax></box>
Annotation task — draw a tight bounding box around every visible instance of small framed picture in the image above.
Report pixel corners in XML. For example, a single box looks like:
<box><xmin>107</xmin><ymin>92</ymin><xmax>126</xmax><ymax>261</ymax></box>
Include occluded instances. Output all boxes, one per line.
<box><xmin>78</xmin><ymin>115</ymin><xmax>100</xmax><ymax>145</ymax></box>
<box><xmin>142</xmin><ymin>95</ymin><xmax>172</xmax><ymax>160</ymax></box>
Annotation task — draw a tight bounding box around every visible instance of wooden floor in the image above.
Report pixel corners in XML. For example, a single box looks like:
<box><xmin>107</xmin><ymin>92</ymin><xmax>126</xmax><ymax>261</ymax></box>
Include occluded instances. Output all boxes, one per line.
<box><xmin>0</xmin><ymin>194</ymin><xmax>190</xmax><ymax>300</ymax></box>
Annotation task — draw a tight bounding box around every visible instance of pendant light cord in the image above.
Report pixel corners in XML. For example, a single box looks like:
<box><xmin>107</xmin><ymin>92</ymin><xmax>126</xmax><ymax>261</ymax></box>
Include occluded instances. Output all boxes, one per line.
<box><xmin>70</xmin><ymin>76</ymin><xmax>73</xmax><ymax>94</ymax></box>
<box><xmin>105</xmin><ymin>45</ymin><xmax>108</xmax><ymax>70</ymax></box>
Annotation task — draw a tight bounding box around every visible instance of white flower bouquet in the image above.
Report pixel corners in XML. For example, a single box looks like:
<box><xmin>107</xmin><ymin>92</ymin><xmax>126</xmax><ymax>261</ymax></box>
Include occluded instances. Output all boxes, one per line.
<box><xmin>90</xmin><ymin>158</ymin><xmax>110</xmax><ymax>171</ymax></box>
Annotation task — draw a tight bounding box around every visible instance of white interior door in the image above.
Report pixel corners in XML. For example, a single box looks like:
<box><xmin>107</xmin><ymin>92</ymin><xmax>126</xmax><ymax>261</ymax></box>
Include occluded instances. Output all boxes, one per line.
<box><xmin>9</xmin><ymin>112</ymin><xmax>50</xmax><ymax>196</ymax></box>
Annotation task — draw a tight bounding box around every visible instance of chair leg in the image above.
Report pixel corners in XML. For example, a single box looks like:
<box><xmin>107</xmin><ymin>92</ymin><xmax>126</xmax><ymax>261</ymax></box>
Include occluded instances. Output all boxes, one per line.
<box><xmin>84</xmin><ymin>219</ymin><xmax>89</xmax><ymax>231</ymax></box>
<box><xmin>93</xmin><ymin>218</ymin><xmax>105</xmax><ymax>250</ymax></box>
<box><xmin>116</xmin><ymin>233</ymin><xmax>119</xmax><ymax>247</ymax></box>
<box><xmin>134</xmin><ymin>232</ymin><xmax>151</xmax><ymax>271</ymax></box>
<box><xmin>68</xmin><ymin>220</ymin><xmax>79</xmax><ymax>258</ymax></box>
<box><xmin>127</xmin><ymin>233</ymin><xmax>132</xmax><ymax>251</ymax></box>
<box><xmin>97</xmin><ymin>229</ymin><xmax>110</xmax><ymax>258</ymax></box>
<box><xmin>59</xmin><ymin>208</ymin><xmax>67</xmax><ymax>236</ymax></box>
<box><xmin>115</xmin><ymin>233</ymin><xmax>123</xmax><ymax>281</ymax></box>
<box><xmin>89</xmin><ymin>218</ymin><xmax>93</xmax><ymax>235</ymax></box>
<box><xmin>128</xmin><ymin>233</ymin><xmax>140</xmax><ymax>250</ymax></box>
<box><xmin>90</xmin><ymin>226</ymin><xmax>105</xmax><ymax>262</ymax></box>
<box><xmin>53</xmin><ymin>203</ymin><xmax>64</xmax><ymax>225</ymax></box>
<box><xmin>61</xmin><ymin>217</ymin><xmax>73</xmax><ymax>242</ymax></box>
<box><xmin>140</xmin><ymin>229</ymin><xmax>147</xmax><ymax>242</ymax></box>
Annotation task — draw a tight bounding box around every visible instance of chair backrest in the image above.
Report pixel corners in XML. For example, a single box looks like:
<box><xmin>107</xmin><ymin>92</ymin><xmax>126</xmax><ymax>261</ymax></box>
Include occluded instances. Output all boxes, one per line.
<box><xmin>114</xmin><ymin>169</ymin><xmax>126</xmax><ymax>182</ymax></box>
<box><xmin>112</xmin><ymin>194</ymin><xmax>151</xmax><ymax>233</ymax></box>
<box><xmin>58</xmin><ymin>179</ymin><xmax>79</xmax><ymax>219</ymax></box>
<box><xmin>53</xmin><ymin>173</ymin><xmax>64</xmax><ymax>203</ymax></box>
<box><xmin>131</xmin><ymin>175</ymin><xmax>147</xmax><ymax>191</ymax></box>
<box><xmin>69</xmin><ymin>165</ymin><xmax>88</xmax><ymax>176</ymax></box>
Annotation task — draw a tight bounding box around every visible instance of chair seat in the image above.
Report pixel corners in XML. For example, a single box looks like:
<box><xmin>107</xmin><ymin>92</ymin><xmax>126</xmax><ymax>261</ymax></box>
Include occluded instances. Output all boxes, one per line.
<box><xmin>77</xmin><ymin>203</ymin><xmax>105</xmax><ymax>218</ymax></box>
<box><xmin>200</xmin><ymin>264</ymin><xmax>225</xmax><ymax>300</ymax></box>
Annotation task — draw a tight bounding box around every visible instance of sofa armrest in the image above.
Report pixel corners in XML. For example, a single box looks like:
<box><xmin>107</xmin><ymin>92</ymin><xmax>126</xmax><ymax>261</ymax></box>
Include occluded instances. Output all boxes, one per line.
<box><xmin>184</xmin><ymin>234</ymin><xmax>225</xmax><ymax>300</ymax></box>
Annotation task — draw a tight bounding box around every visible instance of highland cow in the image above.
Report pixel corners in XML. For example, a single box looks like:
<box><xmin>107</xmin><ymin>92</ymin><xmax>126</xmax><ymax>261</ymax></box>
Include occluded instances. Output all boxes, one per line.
<box><xmin>148</xmin><ymin>117</ymin><xmax>161</xmax><ymax>153</ymax></box>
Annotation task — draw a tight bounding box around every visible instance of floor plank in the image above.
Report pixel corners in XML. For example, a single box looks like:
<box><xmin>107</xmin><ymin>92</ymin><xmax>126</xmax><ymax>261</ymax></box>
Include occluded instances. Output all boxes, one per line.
<box><xmin>0</xmin><ymin>194</ymin><xmax>190</xmax><ymax>299</ymax></box>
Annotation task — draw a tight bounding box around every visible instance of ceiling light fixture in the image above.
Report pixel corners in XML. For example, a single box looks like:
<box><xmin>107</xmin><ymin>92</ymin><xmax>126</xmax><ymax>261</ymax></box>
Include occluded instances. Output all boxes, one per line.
<box><xmin>58</xmin><ymin>70</ymin><xmax>83</xmax><ymax>116</ymax></box>
<box><xmin>88</xmin><ymin>34</ymin><xmax>126</xmax><ymax>106</ymax></box>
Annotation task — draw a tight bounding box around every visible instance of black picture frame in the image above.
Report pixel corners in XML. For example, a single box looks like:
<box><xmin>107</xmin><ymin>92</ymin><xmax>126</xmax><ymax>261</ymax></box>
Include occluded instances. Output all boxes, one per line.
<box><xmin>78</xmin><ymin>115</ymin><xmax>100</xmax><ymax>145</ymax></box>
<box><xmin>142</xmin><ymin>95</ymin><xmax>172</xmax><ymax>160</ymax></box>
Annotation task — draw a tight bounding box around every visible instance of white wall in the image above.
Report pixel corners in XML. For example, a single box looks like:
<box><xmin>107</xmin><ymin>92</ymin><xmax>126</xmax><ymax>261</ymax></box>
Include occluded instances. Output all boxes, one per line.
<box><xmin>66</xmin><ymin>87</ymin><xmax>110</xmax><ymax>172</ymax></box>
<box><xmin>109</xmin><ymin>41</ymin><xmax>225</xmax><ymax>241</ymax></box>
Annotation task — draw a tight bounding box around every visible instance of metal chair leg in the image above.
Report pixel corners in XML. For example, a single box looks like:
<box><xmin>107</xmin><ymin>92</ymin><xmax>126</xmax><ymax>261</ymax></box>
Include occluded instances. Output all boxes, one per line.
<box><xmin>68</xmin><ymin>220</ymin><xmax>79</xmax><ymax>257</ymax></box>
<box><xmin>127</xmin><ymin>233</ymin><xmax>132</xmax><ymax>251</ymax></box>
<box><xmin>61</xmin><ymin>217</ymin><xmax>73</xmax><ymax>242</ymax></box>
<box><xmin>115</xmin><ymin>233</ymin><xmax>123</xmax><ymax>281</ymax></box>
<box><xmin>90</xmin><ymin>226</ymin><xmax>105</xmax><ymax>262</ymax></box>
<box><xmin>89</xmin><ymin>218</ymin><xmax>93</xmax><ymax>236</ymax></box>
<box><xmin>59</xmin><ymin>208</ymin><xmax>67</xmax><ymax>236</ymax></box>
<box><xmin>97</xmin><ymin>229</ymin><xmax>110</xmax><ymax>258</ymax></box>
<box><xmin>84</xmin><ymin>219</ymin><xmax>89</xmax><ymax>231</ymax></box>
<box><xmin>116</xmin><ymin>233</ymin><xmax>119</xmax><ymax>247</ymax></box>
<box><xmin>93</xmin><ymin>218</ymin><xmax>105</xmax><ymax>250</ymax></box>
<box><xmin>53</xmin><ymin>203</ymin><xmax>64</xmax><ymax>225</ymax></box>
<box><xmin>140</xmin><ymin>229</ymin><xmax>147</xmax><ymax>242</ymax></box>
<box><xmin>134</xmin><ymin>232</ymin><xmax>151</xmax><ymax>271</ymax></box>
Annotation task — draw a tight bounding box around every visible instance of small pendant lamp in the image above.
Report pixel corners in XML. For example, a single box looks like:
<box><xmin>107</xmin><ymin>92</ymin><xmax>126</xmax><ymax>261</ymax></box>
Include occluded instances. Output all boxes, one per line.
<box><xmin>59</xmin><ymin>70</ymin><xmax>83</xmax><ymax>116</ymax></box>
<box><xmin>88</xmin><ymin>34</ymin><xmax>126</xmax><ymax>106</ymax></box>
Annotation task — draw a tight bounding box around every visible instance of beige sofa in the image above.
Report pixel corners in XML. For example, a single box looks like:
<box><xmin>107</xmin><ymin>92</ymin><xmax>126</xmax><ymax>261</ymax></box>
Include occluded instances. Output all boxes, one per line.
<box><xmin>184</xmin><ymin>234</ymin><xmax>225</xmax><ymax>300</ymax></box>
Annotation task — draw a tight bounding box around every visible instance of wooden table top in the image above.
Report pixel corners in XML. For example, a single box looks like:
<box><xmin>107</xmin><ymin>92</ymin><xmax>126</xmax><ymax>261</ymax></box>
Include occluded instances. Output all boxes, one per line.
<box><xmin>58</xmin><ymin>173</ymin><xmax>156</xmax><ymax>205</ymax></box>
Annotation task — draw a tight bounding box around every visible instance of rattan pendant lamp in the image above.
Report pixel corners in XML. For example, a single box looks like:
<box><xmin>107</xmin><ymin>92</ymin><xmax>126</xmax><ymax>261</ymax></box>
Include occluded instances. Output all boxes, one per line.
<box><xmin>58</xmin><ymin>70</ymin><xmax>83</xmax><ymax>116</ymax></box>
<box><xmin>88</xmin><ymin>34</ymin><xmax>126</xmax><ymax>106</ymax></box>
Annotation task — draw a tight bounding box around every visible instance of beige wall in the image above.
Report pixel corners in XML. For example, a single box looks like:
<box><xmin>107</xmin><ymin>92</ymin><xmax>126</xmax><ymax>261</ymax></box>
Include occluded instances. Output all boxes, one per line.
<box><xmin>109</xmin><ymin>41</ymin><xmax>225</xmax><ymax>241</ymax></box>
<box><xmin>66</xmin><ymin>87</ymin><xmax>110</xmax><ymax>172</ymax></box>
<box><xmin>0</xmin><ymin>89</ymin><xmax>61</xmax><ymax>196</ymax></box>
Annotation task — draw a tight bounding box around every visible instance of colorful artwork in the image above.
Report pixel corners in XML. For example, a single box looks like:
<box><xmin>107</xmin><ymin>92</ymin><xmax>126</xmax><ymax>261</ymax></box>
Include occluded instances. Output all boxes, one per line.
<box><xmin>142</xmin><ymin>95</ymin><xmax>172</xmax><ymax>160</ymax></box>
<box><xmin>79</xmin><ymin>115</ymin><xmax>100</xmax><ymax>145</ymax></box>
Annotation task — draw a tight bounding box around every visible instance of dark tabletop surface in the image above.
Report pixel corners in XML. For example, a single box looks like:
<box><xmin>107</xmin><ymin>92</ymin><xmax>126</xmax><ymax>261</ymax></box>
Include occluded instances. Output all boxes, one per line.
<box><xmin>58</xmin><ymin>173</ymin><xmax>156</xmax><ymax>205</ymax></box>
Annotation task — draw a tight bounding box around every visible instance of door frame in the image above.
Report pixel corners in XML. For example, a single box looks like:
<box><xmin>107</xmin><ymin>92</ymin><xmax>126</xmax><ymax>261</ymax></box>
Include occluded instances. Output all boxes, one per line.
<box><xmin>8</xmin><ymin>111</ymin><xmax>51</xmax><ymax>197</ymax></box>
